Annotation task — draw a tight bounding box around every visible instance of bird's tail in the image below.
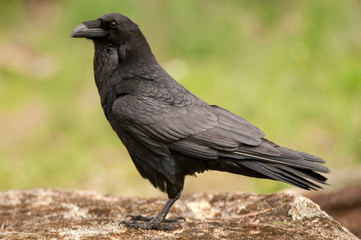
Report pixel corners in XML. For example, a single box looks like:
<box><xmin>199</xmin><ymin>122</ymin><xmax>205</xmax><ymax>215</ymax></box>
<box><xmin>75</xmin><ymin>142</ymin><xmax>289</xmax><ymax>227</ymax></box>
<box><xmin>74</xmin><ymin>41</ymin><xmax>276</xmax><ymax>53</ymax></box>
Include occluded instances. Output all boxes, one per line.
<box><xmin>217</xmin><ymin>140</ymin><xmax>329</xmax><ymax>190</ymax></box>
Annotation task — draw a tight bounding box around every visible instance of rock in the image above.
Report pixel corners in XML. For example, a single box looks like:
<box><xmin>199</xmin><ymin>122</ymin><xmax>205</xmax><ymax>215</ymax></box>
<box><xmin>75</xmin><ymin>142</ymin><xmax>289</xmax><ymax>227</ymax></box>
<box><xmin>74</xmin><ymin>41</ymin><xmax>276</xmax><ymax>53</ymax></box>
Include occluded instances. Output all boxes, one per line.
<box><xmin>305</xmin><ymin>185</ymin><xmax>361</xmax><ymax>238</ymax></box>
<box><xmin>0</xmin><ymin>188</ymin><xmax>357</xmax><ymax>240</ymax></box>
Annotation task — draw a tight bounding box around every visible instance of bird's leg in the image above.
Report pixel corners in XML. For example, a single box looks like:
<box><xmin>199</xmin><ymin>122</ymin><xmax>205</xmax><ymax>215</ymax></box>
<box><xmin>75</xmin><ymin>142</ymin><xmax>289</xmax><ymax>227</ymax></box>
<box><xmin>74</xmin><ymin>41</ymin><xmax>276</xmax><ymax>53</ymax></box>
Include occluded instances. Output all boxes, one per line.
<box><xmin>122</xmin><ymin>192</ymin><xmax>185</xmax><ymax>230</ymax></box>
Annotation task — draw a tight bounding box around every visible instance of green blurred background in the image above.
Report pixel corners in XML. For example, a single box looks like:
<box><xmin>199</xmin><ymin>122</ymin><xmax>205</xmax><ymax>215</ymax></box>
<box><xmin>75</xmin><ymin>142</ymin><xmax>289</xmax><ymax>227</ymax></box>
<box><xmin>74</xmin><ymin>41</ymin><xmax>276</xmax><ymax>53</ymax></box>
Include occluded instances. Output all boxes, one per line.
<box><xmin>0</xmin><ymin>0</ymin><xmax>360</xmax><ymax>197</ymax></box>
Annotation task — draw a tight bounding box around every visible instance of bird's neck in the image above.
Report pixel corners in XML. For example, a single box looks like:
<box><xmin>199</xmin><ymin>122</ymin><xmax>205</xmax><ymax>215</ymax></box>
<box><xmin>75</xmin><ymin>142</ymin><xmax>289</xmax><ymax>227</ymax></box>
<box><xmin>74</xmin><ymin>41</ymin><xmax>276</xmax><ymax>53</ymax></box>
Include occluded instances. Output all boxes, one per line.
<box><xmin>93</xmin><ymin>43</ymin><xmax>119</xmax><ymax>99</ymax></box>
<box><xmin>92</xmin><ymin>34</ymin><xmax>160</xmax><ymax>108</ymax></box>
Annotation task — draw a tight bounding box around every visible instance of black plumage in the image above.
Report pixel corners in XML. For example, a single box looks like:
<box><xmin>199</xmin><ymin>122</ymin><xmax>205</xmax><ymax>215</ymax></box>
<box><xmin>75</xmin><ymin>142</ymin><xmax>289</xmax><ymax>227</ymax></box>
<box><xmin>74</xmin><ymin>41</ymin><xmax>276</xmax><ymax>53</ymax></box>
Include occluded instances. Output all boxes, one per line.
<box><xmin>70</xmin><ymin>13</ymin><xmax>329</xmax><ymax>230</ymax></box>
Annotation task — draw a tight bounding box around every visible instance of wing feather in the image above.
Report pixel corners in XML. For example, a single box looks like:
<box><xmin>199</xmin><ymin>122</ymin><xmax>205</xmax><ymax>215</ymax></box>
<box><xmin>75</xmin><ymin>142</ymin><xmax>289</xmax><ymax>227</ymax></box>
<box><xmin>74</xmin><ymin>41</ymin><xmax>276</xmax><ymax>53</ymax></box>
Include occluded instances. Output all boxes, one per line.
<box><xmin>112</xmin><ymin>78</ymin><xmax>328</xmax><ymax>180</ymax></box>
<box><xmin>112</xmin><ymin>78</ymin><xmax>264</xmax><ymax>159</ymax></box>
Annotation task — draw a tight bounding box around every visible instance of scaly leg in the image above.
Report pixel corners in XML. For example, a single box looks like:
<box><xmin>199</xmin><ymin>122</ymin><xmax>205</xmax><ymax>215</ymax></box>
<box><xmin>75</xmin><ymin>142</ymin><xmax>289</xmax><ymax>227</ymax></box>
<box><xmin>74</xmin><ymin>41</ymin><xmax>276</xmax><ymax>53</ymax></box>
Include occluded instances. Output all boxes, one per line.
<box><xmin>122</xmin><ymin>193</ymin><xmax>185</xmax><ymax>230</ymax></box>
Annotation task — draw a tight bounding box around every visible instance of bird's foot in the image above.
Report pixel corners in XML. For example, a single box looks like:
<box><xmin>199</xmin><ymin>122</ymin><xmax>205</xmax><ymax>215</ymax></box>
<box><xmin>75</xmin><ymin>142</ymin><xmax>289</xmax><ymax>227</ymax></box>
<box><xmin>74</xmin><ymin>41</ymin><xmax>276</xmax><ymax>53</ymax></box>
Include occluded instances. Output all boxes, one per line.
<box><xmin>122</xmin><ymin>215</ymin><xmax>186</xmax><ymax>230</ymax></box>
<box><xmin>125</xmin><ymin>214</ymin><xmax>154</xmax><ymax>222</ymax></box>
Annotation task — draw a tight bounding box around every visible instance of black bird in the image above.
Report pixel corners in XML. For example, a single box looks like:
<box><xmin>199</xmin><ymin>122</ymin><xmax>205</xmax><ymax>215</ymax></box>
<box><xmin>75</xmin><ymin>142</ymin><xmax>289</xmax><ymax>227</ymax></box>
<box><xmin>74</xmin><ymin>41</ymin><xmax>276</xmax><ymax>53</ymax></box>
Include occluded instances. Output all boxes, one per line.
<box><xmin>70</xmin><ymin>13</ymin><xmax>329</xmax><ymax>230</ymax></box>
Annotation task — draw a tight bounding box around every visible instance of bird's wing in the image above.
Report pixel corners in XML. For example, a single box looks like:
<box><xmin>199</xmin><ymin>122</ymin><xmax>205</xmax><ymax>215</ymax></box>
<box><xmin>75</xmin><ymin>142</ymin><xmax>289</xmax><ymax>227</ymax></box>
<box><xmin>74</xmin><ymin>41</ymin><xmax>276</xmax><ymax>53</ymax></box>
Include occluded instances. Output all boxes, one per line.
<box><xmin>112</xmin><ymin>77</ymin><xmax>329</xmax><ymax>191</ymax></box>
<box><xmin>112</xmin><ymin>77</ymin><xmax>264</xmax><ymax>160</ymax></box>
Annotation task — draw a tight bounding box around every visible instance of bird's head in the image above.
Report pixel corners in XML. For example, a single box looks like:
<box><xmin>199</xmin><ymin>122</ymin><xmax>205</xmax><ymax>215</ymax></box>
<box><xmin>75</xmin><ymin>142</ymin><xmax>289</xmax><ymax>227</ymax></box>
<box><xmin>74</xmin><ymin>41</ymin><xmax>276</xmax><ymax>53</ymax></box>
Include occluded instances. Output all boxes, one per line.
<box><xmin>71</xmin><ymin>13</ymin><xmax>153</xmax><ymax>61</ymax></box>
<box><xmin>70</xmin><ymin>13</ymin><xmax>138</xmax><ymax>44</ymax></box>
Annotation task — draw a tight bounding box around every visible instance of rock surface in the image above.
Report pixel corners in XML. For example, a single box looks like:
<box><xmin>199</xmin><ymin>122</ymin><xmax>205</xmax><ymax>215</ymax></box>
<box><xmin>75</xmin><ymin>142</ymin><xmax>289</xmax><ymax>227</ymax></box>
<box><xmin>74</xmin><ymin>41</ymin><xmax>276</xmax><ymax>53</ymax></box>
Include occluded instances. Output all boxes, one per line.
<box><xmin>305</xmin><ymin>185</ymin><xmax>361</xmax><ymax>238</ymax></box>
<box><xmin>0</xmin><ymin>188</ymin><xmax>357</xmax><ymax>240</ymax></box>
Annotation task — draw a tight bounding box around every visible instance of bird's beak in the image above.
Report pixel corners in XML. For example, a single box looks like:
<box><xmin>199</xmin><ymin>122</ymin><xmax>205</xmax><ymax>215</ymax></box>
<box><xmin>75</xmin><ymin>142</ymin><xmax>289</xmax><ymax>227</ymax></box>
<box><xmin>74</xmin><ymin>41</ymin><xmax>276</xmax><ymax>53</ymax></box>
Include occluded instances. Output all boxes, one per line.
<box><xmin>70</xmin><ymin>19</ymin><xmax>107</xmax><ymax>38</ymax></box>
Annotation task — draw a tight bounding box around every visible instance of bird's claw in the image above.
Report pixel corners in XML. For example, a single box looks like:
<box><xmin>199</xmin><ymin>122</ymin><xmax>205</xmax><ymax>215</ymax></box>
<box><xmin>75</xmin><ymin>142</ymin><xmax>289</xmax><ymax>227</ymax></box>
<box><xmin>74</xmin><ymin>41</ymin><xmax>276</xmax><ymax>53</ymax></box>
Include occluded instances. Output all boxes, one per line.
<box><xmin>164</xmin><ymin>216</ymin><xmax>186</xmax><ymax>223</ymax></box>
<box><xmin>121</xmin><ymin>215</ymin><xmax>186</xmax><ymax>230</ymax></box>
<box><xmin>122</xmin><ymin>221</ymin><xmax>181</xmax><ymax>230</ymax></box>
<box><xmin>125</xmin><ymin>214</ymin><xmax>154</xmax><ymax>222</ymax></box>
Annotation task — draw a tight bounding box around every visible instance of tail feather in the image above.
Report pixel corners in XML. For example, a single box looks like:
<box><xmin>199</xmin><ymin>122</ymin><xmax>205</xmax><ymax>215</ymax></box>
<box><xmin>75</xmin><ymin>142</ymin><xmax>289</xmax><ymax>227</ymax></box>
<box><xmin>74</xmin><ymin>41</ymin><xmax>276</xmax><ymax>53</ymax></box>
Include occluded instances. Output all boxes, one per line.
<box><xmin>295</xmin><ymin>150</ymin><xmax>326</xmax><ymax>163</ymax></box>
<box><xmin>240</xmin><ymin>161</ymin><xmax>321</xmax><ymax>190</ymax></box>
<box><xmin>225</xmin><ymin>150</ymin><xmax>329</xmax><ymax>173</ymax></box>
<box><xmin>218</xmin><ymin>142</ymin><xmax>329</xmax><ymax>190</ymax></box>
<box><xmin>277</xmin><ymin>165</ymin><xmax>328</xmax><ymax>185</ymax></box>
<box><xmin>266</xmin><ymin>140</ymin><xmax>326</xmax><ymax>164</ymax></box>
<box><xmin>257</xmin><ymin>162</ymin><xmax>323</xmax><ymax>190</ymax></box>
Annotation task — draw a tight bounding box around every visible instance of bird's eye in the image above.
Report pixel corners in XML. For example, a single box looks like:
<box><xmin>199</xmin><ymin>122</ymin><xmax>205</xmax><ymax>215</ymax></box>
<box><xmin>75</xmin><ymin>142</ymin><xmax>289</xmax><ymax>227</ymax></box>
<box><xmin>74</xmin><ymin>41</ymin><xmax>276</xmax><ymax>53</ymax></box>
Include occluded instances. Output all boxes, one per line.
<box><xmin>109</xmin><ymin>21</ymin><xmax>117</xmax><ymax>29</ymax></box>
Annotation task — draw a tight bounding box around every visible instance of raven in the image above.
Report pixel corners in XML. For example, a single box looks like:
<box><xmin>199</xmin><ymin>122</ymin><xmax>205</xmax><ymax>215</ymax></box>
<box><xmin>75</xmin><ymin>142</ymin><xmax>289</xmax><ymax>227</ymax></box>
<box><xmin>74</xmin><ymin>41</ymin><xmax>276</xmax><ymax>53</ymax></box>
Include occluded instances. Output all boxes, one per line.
<box><xmin>71</xmin><ymin>13</ymin><xmax>329</xmax><ymax>230</ymax></box>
